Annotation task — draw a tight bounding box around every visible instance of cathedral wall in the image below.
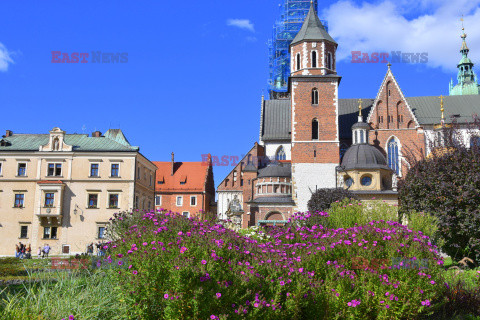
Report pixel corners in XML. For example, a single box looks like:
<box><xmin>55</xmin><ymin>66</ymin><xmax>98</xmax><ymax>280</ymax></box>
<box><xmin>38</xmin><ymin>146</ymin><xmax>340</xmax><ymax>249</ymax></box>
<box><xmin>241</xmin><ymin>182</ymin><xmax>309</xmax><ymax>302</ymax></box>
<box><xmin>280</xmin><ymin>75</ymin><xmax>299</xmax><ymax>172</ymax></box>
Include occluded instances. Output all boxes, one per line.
<box><xmin>292</xmin><ymin>163</ymin><xmax>337</xmax><ymax>212</ymax></box>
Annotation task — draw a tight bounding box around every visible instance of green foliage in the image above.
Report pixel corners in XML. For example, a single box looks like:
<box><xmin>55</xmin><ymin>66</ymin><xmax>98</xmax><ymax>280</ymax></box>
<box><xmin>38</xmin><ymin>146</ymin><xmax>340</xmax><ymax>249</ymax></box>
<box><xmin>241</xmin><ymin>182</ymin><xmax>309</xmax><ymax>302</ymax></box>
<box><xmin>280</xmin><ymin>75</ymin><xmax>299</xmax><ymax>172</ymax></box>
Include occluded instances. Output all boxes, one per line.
<box><xmin>307</xmin><ymin>188</ymin><xmax>358</xmax><ymax>213</ymax></box>
<box><xmin>106</xmin><ymin>210</ymin><xmax>447</xmax><ymax>319</ymax></box>
<box><xmin>0</xmin><ymin>269</ymin><xmax>124</xmax><ymax>320</ymax></box>
<box><xmin>404</xmin><ymin>211</ymin><xmax>444</xmax><ymax>248</ymax></box>
<box><xmin>399</xmin><ymin>143</ymin><xmax>480</xmax><ymax>263</ymax></box>
<box><xmin>325</xmin><ymin>199</ymin><xmax>399</xmax><ymax>229</ymax></box>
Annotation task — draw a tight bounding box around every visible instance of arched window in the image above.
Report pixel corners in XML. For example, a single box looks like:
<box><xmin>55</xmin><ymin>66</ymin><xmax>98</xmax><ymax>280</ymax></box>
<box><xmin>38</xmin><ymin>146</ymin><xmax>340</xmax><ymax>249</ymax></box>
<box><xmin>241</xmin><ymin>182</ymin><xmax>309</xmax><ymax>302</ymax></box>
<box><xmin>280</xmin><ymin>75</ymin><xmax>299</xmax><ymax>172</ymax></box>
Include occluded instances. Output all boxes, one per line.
<box><xmin>387</xmin><ymin>138</ymin><xmax>399</xmax><ymax>175</ymax></box>
<box><xmin>296</xmin><ymin>53</ymin><xmax>301</xmax><ymax>71</ymax></box>
<box><xmin>275</xmin><ymin>146</ymin><xmax>286</xmax><ymax>160</ymax></box>
<box><xmin>311</xmin><ymin>88</ymin><xmax>319</xmax><ymax>105</ymax></box>
<box><xmin>312</xmin><ymin>51</ymin><xmax>317</xmax><ymax>68</ymax></box>
<box><xmin>312</xmin><ymin>119</ymin><xmax>319</xmax><ymax>140</ymax></box>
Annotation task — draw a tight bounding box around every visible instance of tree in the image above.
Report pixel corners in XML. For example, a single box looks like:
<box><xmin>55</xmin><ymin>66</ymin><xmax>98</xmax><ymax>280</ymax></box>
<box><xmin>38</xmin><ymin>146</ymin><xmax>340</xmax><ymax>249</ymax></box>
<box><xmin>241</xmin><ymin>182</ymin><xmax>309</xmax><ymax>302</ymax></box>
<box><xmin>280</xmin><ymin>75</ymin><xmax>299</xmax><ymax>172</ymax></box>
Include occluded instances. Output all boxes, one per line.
<box><xmin>307</xmin><ymin>188</ymin><xmax>358</xmax><ymax>213</ymax></box>
<box><xmin>399</xmin><ymin>117</ymin><xmax>480</xmax><ymax>263</ymax></box>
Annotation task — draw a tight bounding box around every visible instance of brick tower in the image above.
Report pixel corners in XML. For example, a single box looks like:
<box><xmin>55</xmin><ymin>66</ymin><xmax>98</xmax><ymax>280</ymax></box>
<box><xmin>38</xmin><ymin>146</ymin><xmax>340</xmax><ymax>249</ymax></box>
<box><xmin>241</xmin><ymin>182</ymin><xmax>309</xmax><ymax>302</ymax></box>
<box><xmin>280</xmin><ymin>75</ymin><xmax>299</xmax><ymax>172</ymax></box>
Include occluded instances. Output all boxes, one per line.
<box><xmin>290</xmin><ymin>2</ymin><xmax>340</xmax><ymax>211</ymax></box>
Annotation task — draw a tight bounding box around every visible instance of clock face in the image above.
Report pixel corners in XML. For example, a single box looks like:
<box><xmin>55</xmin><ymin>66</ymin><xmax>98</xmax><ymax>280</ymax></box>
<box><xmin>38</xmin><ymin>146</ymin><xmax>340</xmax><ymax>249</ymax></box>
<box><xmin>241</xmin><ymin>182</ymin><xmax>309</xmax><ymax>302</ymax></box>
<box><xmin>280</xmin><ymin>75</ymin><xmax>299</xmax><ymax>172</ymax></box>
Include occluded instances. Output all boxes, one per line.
<box><xmin>361</xmin><ymin>176</ymin><xmax>372</xmax><ymax>186</ymax></box>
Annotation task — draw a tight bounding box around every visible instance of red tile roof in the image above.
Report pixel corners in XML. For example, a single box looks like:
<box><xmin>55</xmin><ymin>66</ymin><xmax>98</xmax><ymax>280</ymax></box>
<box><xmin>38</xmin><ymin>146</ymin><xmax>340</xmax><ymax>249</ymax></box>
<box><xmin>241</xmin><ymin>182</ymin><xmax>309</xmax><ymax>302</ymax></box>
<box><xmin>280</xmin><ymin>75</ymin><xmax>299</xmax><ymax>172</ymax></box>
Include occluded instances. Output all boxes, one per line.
<box><xmin>154</xmin><ymin>161</ymin><xmax>210</xmax><ymax>192</ymax></box>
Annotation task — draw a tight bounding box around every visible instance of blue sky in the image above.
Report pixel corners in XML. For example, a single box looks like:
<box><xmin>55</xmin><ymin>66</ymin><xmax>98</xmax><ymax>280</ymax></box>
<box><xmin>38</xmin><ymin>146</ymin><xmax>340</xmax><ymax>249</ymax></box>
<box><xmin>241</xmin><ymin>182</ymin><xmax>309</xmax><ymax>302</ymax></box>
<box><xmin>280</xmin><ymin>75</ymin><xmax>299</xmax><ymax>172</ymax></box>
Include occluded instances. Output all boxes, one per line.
<box><xmin>1</xmin><ymin>0</ymin><xmax>479</xmax><ymax>188</ymax></box>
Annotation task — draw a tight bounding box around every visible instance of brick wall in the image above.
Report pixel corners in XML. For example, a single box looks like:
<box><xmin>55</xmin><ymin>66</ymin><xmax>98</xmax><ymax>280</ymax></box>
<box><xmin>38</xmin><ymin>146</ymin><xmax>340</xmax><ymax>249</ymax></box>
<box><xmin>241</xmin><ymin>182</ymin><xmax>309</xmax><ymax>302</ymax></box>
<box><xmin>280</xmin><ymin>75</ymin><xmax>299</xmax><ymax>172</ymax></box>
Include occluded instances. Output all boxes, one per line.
<box><xmin>246</xmin><ymin>205</ymin><xmax>294</xmax><ymax>228</ymax></box>
<box><xmin>155</xmin><ymin>192</ymin><xmax>205</xmax><ymax>217</ymax></box>
<box><xmin>368</xmin><ymin>70</ymin><xmax>426</xmax><ymax>178</ymax></box>
<box><xmin>217</xmin><ymin>143</ymin><xmax>265</xmax><ymax>214</ymax></box>
<box><xmin>290</xmin><ymin>41</ymin><xmax>337</xmax><ymax>77</ymax></box>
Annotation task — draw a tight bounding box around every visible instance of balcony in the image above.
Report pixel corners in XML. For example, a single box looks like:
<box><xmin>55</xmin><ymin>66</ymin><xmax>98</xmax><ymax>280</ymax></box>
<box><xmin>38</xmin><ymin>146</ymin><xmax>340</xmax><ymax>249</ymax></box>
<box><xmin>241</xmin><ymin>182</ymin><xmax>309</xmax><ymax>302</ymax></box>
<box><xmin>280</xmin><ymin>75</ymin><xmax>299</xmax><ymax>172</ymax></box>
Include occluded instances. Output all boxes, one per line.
<box><xmin>36</xmin><ymin>206</ymin><xmax>62</xmax><ymax>224</ymax></box>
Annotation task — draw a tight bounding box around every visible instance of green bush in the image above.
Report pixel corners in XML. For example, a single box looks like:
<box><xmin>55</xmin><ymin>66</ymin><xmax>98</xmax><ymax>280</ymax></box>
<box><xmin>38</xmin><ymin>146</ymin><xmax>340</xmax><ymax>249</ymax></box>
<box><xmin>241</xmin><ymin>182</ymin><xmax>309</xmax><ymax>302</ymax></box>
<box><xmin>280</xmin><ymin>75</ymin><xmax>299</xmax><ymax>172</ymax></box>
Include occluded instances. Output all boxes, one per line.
<box><xmin>399</xmin><ymin>134</ymin><xmax>480</xmax><ymax>263</ymax></box>
<box><xmin>325</xmin><ymin>199</ymin><xmax>399</xmax><ymax>229</ymax></box>
<box><xmin>404</xmin><ymin>211</ymin><xmax>444</xmax><ymax>248</ymax></box>
<box><xmin>307</xmin><ymin>188</ymin><xmax>358</xmax><ymax>213</ymax></box>
<box><xmin>106</xmin><ymin>210</ymin><xmax>447</xmax><ymax>319</ymax></box>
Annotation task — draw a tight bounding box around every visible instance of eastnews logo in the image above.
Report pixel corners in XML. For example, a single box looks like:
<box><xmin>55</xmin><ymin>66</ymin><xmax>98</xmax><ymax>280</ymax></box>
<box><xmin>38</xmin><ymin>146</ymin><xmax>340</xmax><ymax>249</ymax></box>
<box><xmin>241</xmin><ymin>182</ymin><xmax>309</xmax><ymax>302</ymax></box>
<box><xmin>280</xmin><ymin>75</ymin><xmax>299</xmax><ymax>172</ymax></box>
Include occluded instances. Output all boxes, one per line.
<box><xmin>351</xmin><ymin>51</ymin><xmax>428</xmax><ymax>64</ymax></box>
<box><xmin>51</xmin><ymin>51</ymin><xmax>128</xmax><ymax>63</ymax></box>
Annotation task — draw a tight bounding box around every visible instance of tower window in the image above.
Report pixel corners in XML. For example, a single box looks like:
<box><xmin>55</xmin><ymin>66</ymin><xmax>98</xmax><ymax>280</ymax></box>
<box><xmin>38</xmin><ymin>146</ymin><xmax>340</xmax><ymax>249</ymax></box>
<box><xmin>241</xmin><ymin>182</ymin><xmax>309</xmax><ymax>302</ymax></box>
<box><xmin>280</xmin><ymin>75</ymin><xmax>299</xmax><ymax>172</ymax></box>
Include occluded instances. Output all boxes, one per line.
<box><xmin>296</xmin><ymin>53</ymin><xmax>301</xmax><ymax>71</ymax></box>
<box><xmin>312</xmin><ymin>51</ymin><xmax>317</xmax><ymax>68</ymax></box>
<box><xmin>312</xmin><ymin>119</ymin><xmax>319</xmax><ymax>140</ymax></box>
<box><xmin>275</xmin><ymin>146</ymin><xmax>286</xmax><ymax>160</ymax></box>
<box><xmin>311</xmin><ymin>88</ymin><xmax>319</xmax><ymax>105</ymax></box>
<box><xmin>327</xmin><ymin>52</ymin><xmax>333</xmax><ymax>70</ymax></box>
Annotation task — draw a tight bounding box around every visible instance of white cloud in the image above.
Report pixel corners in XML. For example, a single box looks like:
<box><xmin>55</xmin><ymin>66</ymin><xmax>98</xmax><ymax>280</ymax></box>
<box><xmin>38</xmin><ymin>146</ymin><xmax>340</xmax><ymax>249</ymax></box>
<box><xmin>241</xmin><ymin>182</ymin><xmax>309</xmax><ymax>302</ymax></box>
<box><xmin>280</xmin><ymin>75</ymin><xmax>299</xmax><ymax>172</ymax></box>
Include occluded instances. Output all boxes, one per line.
<box><xmin>227</xmin><ymin>19</ymin><xmax>255</xmax><ymax>32</ymax></box>
<box><xmin>0</xmin><ymin>42</ymin><xmax>14</xmax><ymax>72</ymax></box>
<box><xmin>324</xmin><ymin>0</ymin><xmax>480</xmax><ymax>72</ymax></box>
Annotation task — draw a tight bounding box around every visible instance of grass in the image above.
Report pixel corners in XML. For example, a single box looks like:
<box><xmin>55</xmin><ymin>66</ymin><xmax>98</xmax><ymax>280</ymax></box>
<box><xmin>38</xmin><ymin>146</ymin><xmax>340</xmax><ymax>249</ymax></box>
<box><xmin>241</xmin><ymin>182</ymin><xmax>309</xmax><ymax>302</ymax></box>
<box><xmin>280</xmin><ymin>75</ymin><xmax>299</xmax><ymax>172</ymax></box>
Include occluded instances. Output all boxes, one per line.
<box><xmin>0</xmin><ymin>267</ymin><xmax>124</xmax><ymax>320</ymax></box>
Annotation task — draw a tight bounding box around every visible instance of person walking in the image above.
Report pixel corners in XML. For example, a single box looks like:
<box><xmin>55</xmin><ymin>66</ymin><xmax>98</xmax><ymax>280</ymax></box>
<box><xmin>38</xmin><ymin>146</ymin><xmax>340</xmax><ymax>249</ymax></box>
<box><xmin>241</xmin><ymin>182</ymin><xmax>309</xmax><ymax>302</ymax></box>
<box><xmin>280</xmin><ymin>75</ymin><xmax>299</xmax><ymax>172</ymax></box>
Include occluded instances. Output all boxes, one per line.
<box><xmin>37</xmin><ymin>247</ymin><xmax>42</xmax><ymax>258</ymax></box>
<box><xmin>15</xmin><ymin>244</ymin><xmax>20</xmax><ymax>258</ymax></box>
<box><xmin>19</xmin><ymin>242</ymin><xmax>25</xmax><ymax>259</ymax></box>
<box><xmin>43</xmin><ymin>244</ymin><xmax>50</xmax><ymax>258</ymax></box>
<box><xmin>26</xmin><ymin>244</ymin><xmax>32</xmax><ymax>259</ymax></box>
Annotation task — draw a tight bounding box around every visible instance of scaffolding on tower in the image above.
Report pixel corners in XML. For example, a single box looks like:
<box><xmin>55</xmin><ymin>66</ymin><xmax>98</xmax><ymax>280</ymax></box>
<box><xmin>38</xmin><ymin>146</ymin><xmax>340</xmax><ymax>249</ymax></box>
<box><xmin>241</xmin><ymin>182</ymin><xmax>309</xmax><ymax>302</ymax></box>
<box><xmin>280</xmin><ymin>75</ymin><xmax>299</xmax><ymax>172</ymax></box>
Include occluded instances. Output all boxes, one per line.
<box><xmin>267</xmin><ymin>0</ymin><xmax>327</xmax><ymax>99</ymax></box>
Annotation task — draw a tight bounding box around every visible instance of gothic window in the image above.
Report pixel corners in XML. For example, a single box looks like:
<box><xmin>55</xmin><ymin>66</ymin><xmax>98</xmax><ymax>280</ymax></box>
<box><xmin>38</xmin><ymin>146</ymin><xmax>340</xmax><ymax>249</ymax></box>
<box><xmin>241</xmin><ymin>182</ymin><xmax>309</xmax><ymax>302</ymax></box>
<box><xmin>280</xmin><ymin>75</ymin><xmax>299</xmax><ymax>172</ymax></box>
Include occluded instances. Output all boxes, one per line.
<box><xmin>311</xmin><ymin>88</ymin><xmax>319</xmax><ymax>105</ymax></box>
<box><xmin>387</xmin><ymin>138</ymin><xmax>400</xmax><ymax>175</ymax></box>
<box><xmin>275</xmin><ymin>146</ymin><xmax>286</xmax><ymax>160</ymax></box>
<box><xmin>296</xmin><ymin>53</ymin><xmax>301</xmax><ymax>71</ymax></box>
<box><xmin>312</xmin><ymin>119</ymin><xmax>319</xmax><ymax>140</ymax></box>
<box><xmin>312</xmin><ymin>51</ymin><xmax>317</xmax><ymax>68</ymax></box>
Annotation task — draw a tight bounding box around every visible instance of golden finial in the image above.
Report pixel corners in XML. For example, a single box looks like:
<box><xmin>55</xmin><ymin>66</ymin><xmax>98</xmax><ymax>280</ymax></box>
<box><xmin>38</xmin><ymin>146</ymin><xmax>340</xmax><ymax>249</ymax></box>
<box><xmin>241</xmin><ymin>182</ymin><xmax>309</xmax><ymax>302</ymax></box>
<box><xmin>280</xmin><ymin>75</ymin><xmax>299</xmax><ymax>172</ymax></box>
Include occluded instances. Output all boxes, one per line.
<box><xmin>440</xmin><ymin>95</ymin><xmax>445</xmax><ymax>123</ymax></box>
<box><xmin>358</xmin><ymin>99</ymin><xmax>363</xmax><ymax>116</ymax></box>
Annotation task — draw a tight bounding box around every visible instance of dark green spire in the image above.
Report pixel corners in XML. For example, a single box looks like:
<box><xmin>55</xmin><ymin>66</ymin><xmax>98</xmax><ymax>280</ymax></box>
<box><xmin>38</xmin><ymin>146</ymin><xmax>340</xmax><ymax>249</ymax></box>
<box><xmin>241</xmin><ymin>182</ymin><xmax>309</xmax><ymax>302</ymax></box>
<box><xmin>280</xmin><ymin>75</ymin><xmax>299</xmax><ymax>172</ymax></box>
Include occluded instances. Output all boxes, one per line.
<box><xmin>449</xmin><ymin>19</ymin><xmax>480</xmax><ymax>95</ymax></box>
<box><xmin>291</xmin><ymin>1</ymin><xmax>336</xmax><ymax>46</ymax></box>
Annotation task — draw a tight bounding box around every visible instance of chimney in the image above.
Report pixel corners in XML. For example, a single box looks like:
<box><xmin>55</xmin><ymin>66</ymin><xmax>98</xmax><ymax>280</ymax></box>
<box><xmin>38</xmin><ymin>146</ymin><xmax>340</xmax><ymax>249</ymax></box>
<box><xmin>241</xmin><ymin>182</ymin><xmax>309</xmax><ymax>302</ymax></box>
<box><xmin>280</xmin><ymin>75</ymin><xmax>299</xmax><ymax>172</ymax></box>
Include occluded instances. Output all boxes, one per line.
<box><xmin>5</xmin><ymin>130</ymin><xmax>12</xmax><ymax>137</ymax></box>
<box><xmin>171</xmin><ymin>152</ymin><xmax>175</xmax><ymax>176</ymax></box>
<box><xmin>92</xmin><ymin>131</ymin><xmax>102</xmax><ymax>137</ymax></box>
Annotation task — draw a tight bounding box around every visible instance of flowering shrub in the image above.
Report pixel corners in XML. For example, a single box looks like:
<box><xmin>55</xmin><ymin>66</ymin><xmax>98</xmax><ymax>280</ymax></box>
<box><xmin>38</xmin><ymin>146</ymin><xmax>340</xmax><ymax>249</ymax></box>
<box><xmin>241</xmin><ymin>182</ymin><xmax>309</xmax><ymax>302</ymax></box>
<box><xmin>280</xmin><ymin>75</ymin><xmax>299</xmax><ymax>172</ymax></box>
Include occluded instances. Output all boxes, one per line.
<box><xmin>307</xmin><ymin>188</ymin><xmax>358</xmax><ymax>213</ymax></box>
<box><xmin>104</xmin><ymin>209</ymin><xmax>449</xmax><ymax>319</ymax></box>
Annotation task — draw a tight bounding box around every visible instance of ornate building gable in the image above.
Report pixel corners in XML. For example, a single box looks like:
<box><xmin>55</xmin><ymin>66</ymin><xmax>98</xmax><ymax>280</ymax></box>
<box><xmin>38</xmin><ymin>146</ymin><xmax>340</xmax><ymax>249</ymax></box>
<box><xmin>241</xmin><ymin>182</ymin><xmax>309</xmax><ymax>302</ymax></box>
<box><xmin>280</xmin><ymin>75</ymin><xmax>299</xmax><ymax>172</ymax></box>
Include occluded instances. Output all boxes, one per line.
<box><xmin>39</xmin><ymin>127</ymin><xmax>73</xmax><ymax>152</ymax></box>
<box><xmin>367</xmin><ymin>66</ymin><xmax>420</xmax><ymax>130</ymax></box>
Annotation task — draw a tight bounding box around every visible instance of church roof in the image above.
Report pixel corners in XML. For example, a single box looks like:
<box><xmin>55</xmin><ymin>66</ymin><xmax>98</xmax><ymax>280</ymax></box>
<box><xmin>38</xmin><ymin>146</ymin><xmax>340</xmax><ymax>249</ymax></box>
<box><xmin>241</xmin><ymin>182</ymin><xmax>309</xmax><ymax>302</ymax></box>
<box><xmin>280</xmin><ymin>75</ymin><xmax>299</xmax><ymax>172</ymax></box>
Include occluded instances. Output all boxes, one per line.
<box><xmin>260</xmin><ymin>98</ymin><xmax>373</xmax><ymax>141</ymax></box>
<box><xmin>260</xmin><ymin>95</ymin><xmax>480</xmax><ymax>142</ymax></box>
<box><xmin>406</xmin><ymin>95</ymin><xmax>480</xmax><ymax>124</ymax></box>
<box><xmin>261</xmin><ymin>99</ymin><xmax>291</xmax><ymax>141</ymax></box>
<box><xmin>291</xmin><ymin>2</ymin><xmax>336</xmax><ymax>46</ymax></box>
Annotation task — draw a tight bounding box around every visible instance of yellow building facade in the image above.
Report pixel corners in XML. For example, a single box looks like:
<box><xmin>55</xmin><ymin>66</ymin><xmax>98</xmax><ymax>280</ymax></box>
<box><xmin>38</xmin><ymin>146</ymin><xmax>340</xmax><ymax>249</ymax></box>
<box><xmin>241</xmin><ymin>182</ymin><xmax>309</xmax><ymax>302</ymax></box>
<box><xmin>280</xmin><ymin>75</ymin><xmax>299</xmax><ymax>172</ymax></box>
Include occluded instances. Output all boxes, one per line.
<box><xmin>0</xmin><ymin>127</ymin><xmax>156</xmax><ymax>256</ymax></box>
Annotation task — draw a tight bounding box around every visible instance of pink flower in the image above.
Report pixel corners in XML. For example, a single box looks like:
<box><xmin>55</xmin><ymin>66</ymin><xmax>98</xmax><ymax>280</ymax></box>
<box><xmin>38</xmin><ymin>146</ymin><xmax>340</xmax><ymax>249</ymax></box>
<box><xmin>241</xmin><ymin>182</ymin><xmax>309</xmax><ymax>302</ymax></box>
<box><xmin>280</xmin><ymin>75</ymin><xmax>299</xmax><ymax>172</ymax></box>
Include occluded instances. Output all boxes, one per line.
<box><xmin>216</xmin><ymin>292</ymin><xmax>221</xmax><ymax>299</ymax></box>
<box><xmin>132</xmin><ymin>270</ymin><xmax>138</xmax><ymax>275</ymax></box>
<box><xmin>164</xmin><ymin>294</ymin><xmax>169</xmax><ymax>299</ymax></box>
<box><xmin>201</xmin><ymin>260</ymin><xmax>207</xmax><ymax>265</ymax></box>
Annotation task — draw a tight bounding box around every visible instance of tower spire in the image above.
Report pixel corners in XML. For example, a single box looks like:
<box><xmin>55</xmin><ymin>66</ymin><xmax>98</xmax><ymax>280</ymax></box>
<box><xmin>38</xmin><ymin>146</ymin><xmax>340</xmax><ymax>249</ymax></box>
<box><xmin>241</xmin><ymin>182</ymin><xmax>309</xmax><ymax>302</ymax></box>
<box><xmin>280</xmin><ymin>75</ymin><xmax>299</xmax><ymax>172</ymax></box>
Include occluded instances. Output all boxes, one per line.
<box><xmin>449</xmin><ymin>16</ymin><xmax>480</xmax><ymax>96</ymax></box>
<box><xmin>358</xmin><ymin>99</ymin><xmax>363</xmax><ymax>122</ymax></box>
<box><xmin>440</xmin><ymin>95</ymin><xmax>445</xmax><ymax>125</ymax></box>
